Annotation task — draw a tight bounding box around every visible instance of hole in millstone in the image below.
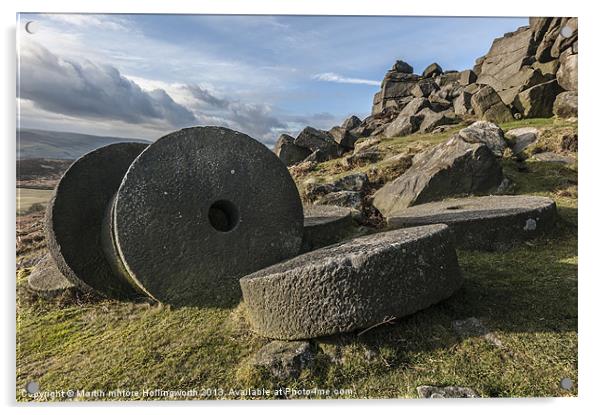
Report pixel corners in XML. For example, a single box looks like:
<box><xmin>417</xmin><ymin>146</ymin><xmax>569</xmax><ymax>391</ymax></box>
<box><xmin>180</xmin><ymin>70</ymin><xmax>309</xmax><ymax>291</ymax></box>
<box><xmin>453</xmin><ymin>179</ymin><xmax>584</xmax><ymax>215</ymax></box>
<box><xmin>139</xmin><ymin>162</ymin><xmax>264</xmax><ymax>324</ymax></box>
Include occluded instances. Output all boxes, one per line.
<box><xmin>446</xmin><ymin>205</ymin><xmax>464</xmax><ymax>210</ymax></box>
<box><xmin>208</xmin><ymin>200</ymin><xmax>239</xmax><ymax>232</ymax></box>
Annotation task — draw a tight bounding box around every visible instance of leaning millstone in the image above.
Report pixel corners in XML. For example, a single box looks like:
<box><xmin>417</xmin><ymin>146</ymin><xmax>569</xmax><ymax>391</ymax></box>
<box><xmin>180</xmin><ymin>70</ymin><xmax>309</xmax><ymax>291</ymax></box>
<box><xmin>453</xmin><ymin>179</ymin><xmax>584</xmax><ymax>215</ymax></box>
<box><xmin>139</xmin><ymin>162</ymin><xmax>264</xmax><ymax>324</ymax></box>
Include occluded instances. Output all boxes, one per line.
<box><xmin>113</xmin><ymin>127</ymin><xmax>304</xmax><ymax>307</ymax></box>
<box><xmin>45</xmin><ymin>142</ymin><xmax>148</xmax><ymax>299</ymax></box>
<box><xmin>386</xmin><ymin>195</ymin><xmax>557</xmax><ymax>251</ymax></box>
<box><xmin>27</xmin><ymin>253</ymin><xmax>75</xmax><ymax>298</ymax></box>
<box><xmin>248</xmin><ymin>341</ymin><xmax>316</xmax><ymax>380</ymax></box>
<box><xmin>302</xmin><ymin>205</ymin><xmax>355</xmax><ymax>252</ymax></box>
<box><xmin>240</xmin><ymin>224</ymin><xmax>463</xmax><ymax>340</ymax></box>
<box><xmin>417</xmin><ymin>386</ymin><xmax>479</xmax><ymax>398</ymax></box>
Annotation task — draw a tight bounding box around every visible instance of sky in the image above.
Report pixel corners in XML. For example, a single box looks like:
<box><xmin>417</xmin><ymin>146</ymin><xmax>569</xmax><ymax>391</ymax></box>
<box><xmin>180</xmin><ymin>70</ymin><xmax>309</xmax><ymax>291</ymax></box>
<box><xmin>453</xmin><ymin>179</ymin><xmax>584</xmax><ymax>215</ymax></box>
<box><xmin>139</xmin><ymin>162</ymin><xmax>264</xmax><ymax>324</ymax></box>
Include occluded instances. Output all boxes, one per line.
<box><xmin>16</xmin><ymin>14</ymin><xmax>528</xmax><ymax>146</ymax></box>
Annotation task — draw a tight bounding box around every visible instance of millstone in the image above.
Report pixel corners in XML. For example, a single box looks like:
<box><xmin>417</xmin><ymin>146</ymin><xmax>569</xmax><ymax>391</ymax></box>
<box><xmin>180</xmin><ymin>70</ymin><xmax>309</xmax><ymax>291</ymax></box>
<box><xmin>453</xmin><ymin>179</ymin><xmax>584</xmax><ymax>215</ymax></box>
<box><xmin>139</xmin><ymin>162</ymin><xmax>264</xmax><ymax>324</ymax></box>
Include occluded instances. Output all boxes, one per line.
<box><xmin>302</xmin><ymin>205</ymin><xmax>355</xmax><ymax>252</ymax></box>
<box><xmin>27</xmin><ymin>253</ymin><xmax>75</xmax><ymax>297</ymax></box>
<box><xmin>113</xmin><ymin>127</ymin><xmax>304</xmax><ymax>307</ymax></box>
<box><xmin>240</xmin><ymin>224</ymin><xmax>462</xmax><ymax>340</ymax></box>
<box><xmin>45</xmin><ymin>142</ymin><xmax>148</xmax><ymax>298</ymax></box>
<box><xmin>386</xmin><ymin>195</ymin><xmax>557</xmax><ymax>250</ymax></box>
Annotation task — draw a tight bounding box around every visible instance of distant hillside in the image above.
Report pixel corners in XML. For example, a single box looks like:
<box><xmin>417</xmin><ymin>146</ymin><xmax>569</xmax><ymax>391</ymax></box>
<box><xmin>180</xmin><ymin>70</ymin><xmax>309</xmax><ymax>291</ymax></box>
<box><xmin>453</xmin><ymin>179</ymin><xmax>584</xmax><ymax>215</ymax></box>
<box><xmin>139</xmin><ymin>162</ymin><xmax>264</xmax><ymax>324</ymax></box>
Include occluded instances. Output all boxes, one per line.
<box><xmin>17</xmin><ymin>128</ymin><xmax>150</xmax><ymax>160</ymax></box>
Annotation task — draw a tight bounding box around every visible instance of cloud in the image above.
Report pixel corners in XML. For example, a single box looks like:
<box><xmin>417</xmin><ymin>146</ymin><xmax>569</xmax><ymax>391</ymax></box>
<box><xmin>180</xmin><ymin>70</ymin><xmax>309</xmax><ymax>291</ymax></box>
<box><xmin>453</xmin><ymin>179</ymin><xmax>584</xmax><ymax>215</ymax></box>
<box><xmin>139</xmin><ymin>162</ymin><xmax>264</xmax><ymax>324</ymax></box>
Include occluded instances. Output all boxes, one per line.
<box><xmin>312</xmin><ymin>72</ymin><xmax>380</xmax><ymax>86</ymax></box>
<box><xmin>18</xmin><ymin>41</ymin><xmax>197</xmax><ymax>128</ymax></box>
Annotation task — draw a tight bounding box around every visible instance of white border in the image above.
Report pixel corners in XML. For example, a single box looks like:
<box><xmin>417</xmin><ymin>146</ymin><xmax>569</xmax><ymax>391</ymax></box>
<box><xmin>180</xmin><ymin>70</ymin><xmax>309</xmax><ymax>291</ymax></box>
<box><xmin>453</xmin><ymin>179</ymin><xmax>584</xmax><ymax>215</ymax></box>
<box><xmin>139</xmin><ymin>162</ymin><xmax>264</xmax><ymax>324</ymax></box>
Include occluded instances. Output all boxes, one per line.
<box><xmin>2</xmin><ymin>1</ymin><xmax>599</xmax><ymax>414</ymax></box>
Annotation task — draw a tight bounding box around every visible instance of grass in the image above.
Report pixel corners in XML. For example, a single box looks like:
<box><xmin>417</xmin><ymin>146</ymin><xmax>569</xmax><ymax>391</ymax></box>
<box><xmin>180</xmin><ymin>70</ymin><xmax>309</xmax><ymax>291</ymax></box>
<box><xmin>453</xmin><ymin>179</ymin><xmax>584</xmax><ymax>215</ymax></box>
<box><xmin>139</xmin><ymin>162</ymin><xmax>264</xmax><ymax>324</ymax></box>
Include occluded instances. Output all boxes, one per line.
<box><xmin>16</xmin><ymin>188</ymin><xmax>54</xmax><ymax>215</ymax></box>
<box><xmin>16</xmin><ymin>118</ymin><xmax>577</xmax><ymax>400</ymax></box>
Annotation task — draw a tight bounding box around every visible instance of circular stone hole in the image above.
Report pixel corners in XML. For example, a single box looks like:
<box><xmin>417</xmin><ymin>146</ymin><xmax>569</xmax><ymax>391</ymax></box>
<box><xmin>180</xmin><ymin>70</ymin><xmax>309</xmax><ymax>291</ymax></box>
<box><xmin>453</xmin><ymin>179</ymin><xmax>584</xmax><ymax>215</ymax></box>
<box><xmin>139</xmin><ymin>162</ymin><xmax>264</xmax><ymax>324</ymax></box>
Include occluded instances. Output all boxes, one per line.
<box><xmin>446</xmin><ymin>205</ymin><xmax>464</xmax><ymax>210</ymax></box>
<box><xmin>208</xmin><ymin>200</ymin><xmax>239</xmax><ymax>232</ymax></box>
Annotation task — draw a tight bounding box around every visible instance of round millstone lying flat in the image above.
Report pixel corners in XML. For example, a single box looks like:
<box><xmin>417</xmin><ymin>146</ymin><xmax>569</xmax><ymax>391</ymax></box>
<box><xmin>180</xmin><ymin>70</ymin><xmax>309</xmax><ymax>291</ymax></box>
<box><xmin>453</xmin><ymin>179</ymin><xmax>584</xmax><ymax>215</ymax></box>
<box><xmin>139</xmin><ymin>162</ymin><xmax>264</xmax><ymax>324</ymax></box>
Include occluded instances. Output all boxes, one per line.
<box><xmin>27</xmin><ymin>253</ymin><xmax>75</xmax><ymax>297</ymax></box>
<box><xmin>386</xmin><ymin>195</ymin><xmax>557</xmax><ymax>251</ymax></box>
<box><xmin>45</xmin><ymin>142</ymin><xmax>148</xmax><ymax>299</ymax></box>
<box><xmin>113</xmin><ymin>127</ymin><xmax>304</xmax><ymax>307</ymax></box>
<box><xmin>302</xmin><ymin>205</ymin><xmax>355</xmax><ymax>252</ymax></box>
<box><xmin>240</xmin><ymin>224</ymin><xmax>462</xmax><ymax>340</ymax></box>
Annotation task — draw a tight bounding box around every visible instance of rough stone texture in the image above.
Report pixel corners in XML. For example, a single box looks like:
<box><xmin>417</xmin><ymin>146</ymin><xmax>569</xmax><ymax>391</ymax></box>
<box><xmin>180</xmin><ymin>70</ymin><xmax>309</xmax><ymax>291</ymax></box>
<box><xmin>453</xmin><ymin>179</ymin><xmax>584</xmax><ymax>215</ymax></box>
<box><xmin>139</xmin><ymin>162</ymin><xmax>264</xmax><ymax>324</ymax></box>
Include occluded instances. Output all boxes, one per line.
<box><xmin>273</xmin><ymin>134</ymin><xmax>311</xmax><ymax>166</ymax></box>
<box><xmin>411</xmin><ymin>78</ymin><xmax>439</xmax><ymax>98</ymax></box>
<box><xmin>453</xmin><ymin>91</ymin><xmax>473</xmax><ymax>116</ymax></box>
<box><xmin>373</xmin><ymin>136</ymin><xmax>503</xmax><ymax>216</ymax></box>
<box><xmin>240</xmin><ymin>225</ymin><xmax>463</xmax><ymax>340</ymax></box>
<box><xmin>417</xmin><ymin>386</ymin><xmax>480</xmax><ymax>399</ymax></box>
<box><xmin>399</xmin><ymin>97</ymin><xmax>431</xmax><ymax>118</ymax></box>
<box><xmin>249</xmin><ymin>341</ymin><xmax>316</xmax><ymax>380</ymax></box>
<box><xmin>304</xmin><ymin>173</ymin><xmax>369</xmax><ymax>201</ymax></box>
<box><xmin>45</xmin><ymin>142</ymin><xmax>148</xmax><ymax>299</ymax></box>
<box><xmin>393</xmin><ymin>60</ymin><xmax>414</xmax><ymax>74</ymax></box>
<box><xmin>457</xmin><ymin>121</ymin><xmax>507</xmax><ymax>157</ymax></box>
<box><xmin>471</xmin><ymin>86</ymin><xmax>514</xmax><ymax>123</ymax></box>
<box><xmin>384</xmin><ymin>114</ymin><xmax>421</xmax><ymax>138</ymax></box>
<box><xmin>553</xmin><ymin>91</ymin><xmax>578</xmax><ymax>118</ymax></box>
<box><xmin>557</xmin><ymin>52</ymin><xmax>578</xmax><ymax>91</ymax></box>
<box><xmin>506</xmin><ymin>127</ymin><xmax>539</xmax><ymax>154</ymax></box>
<box><xmin>513</xmin><ymin>79</ymin><xmax>561</xmax><ymax>118</ymax></box>
<box><xmin>329</xmin><ymin>126</ymin><xmax>358</xmax><ymax>149</ymax></box>
<box><xmin>302</xmin><ymin>205</ymin><xmax>355</xmax><ymax>253</ymax></box>
<box><xmin>386</xmin><ymin>195</ymin><xmax>557</xmax><ymax>251</ymax></box>
<box><xmin>496</xmin><ymin>67</ymin><xmax>549</xmax><ymax>106</ymax></box>
<box><xmin>316</xmin><ymin>190</ymin><xmax>363</xmax><ymax>211</ymax></box>
<box><xmin>422</xmin><ymin>62</ymin><xmax>443</xmax><ymax>78</ymax></box>
<box><xmin>294</xmin><ymin>127</ymin><xmax>341</xmax><ymax>159</ymax></box>
<box><xmin>459</xmin><ymin>69</ymin><xmax>477</xmax><ymax>86</ymax></box>
<box><xmin>531</xmin><ymin>152</ymin><xmax>576</xmax><ymax>164</ymax></box>
<box><xmin>27</xmin><ymin>253</ymin><xmax>75</xmax><ymax>297</ymax></box>
<box><xmin>418</xmin><ymin>108</ymin><xmax>457</xmax><ymax>133</ymax></box>
<box><xmin>341</xmin><ymin>115</ymin><xmax>362</xmax><ymax>131</ymax></box>
<box><xmin>113</xmin><ymin>127</ymin><xmax>304</xmax><ymax>307</ymax></box>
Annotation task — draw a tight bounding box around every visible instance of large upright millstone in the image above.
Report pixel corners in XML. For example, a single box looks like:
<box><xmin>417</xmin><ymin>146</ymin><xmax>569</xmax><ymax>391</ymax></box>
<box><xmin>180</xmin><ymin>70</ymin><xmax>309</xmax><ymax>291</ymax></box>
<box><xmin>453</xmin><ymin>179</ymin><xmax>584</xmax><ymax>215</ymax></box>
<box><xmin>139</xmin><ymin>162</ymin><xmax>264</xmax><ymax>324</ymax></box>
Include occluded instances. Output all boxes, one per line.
<box><xmin>240</xmin><ymin>224</ymin><xmax>462</xmax><ymax>340</ymax></box>
<box><xmin>113</xmin><ymin>127</ymin><xmax>304</xmax><ymax>307</ymax></box>
<box><xmin>45</xmin><ymin>142</ymin><xmax>148</xmax><ymax>299</ymax></box>
<box><xmin>386</xmin><ymin>195</ymin><xmax>557</xmax><ymax>251</ymax></box>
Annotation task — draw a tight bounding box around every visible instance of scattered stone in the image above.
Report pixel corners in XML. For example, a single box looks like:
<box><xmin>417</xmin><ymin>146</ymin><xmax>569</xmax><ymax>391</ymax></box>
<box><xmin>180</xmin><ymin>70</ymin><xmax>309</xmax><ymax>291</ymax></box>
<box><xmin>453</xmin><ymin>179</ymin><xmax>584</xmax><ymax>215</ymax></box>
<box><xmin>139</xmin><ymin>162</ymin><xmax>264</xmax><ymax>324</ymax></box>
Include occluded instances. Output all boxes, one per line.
<box><xmin>557</xmin><ymin>53</ymin><xmax>577</xmax><ymax>91</ymax></box>
<box><xmin>417</xmin><ymin>386</ymin><xmax>480</xmax><ymax>399</ymax></box>
<box><xmin>514</xmin><ymin>79</ymin><xmax>561</xmax><ymax>118</ymax></box>
<box><xmin>422</xmin><ymin>62</ymin><xmax>443</xmax><ymax>78</ymax></box>
<box><xmin>393</xmin><ymin>59</ymin><xmax>414</xmax><ymax>74</ymax></box>
<box><xmin>506</xmin><ymin>127</ymin><xmax>539</xmax><ymax>154</ymax></box>
<box><xmin>249</xmin><ymin>341</ymin><xmax>316</xmax><ymax>380</ymax></box>
<box><xmin>341</xmin><ymin>115</ymin><xmax>362</xmax><ymax>131</ymax></box>
<box><xmin>27</xmin><ymin>253</ymin><xmax>75</xmax><ymax>298</ymax></box>
<box><xmin>453</xmin><ymin>91</ymin><xmax>473</xmax><ymax>116</ymax></box>
<box><xmin>458</xmin><ymin>121</ymin><xmax>506</xmax><ymax>157</ymax></box>
<box><xmin>302</xmin><ymin>205</ymin><xmax>355</xmax><ymax>252</ymax></box>
<box><xmin>294</xmin><ymin>127</ymin><xmax>341</xmax><ymax>159</ymax></box>
<box><xmin>452</xmin><ymin>317</ymin><xmax>505</xmax><ymax>348</ymax></box>
<box><xmin>46</xmin><ymin>142</ymin><xmax>148</xmax><ymax>299</ymax></box>
<box><xmin>240</xmin><ymin>224</ymin><xmax>463</xmax><ymax>339</ymax></box>
<box><xmin>411</xmin><ymin>78</ymin><xmax>439</xmax><ymax>98</ymax></box>
<box><xmin>305</xmin><ymin>173</ymin><xmax>369</xmax><ymax>200</ymax></box>
<box><xmin>553</xmin><ymin>91</ymin><xmax>578</xmax><ymax>118</ymax></box>
<box><xmin>471</xmin><ymin>85</ymin><xmax>514</xmax><ymax>123</ymax></box>
<box><xmin>418</xmin><ymin>108</ymin><xmax>457</xmax><ymax>133</ymax></box>
<box><xmin>561</xmin><ymin>132</ymin><xmax>578</xmax><ymax>152</ymax></box>
<box><xmin>384</xmin><ymin>114</ymin><xmax>421</xmax><ymax>138</ymax></box>
<box><xmin>329</xmin><ymin>126</ymin><xmax>358</xmax><ymax>149</ymax></box>
<box><xmin>344</xmin><ymin>148</ymin><xmax>381</xmax><ymax>167</ymax></box>
<box><xmin>399</xmin><ymin>97</ymin><xmax>431</xmax><ymax>118</ymax></box>
<box><xmin>373</xmin><ymin>136</ymin><xmax>503</xmax><ymax>216</ymax></box>
<box><xmin>386</xmin><ymin>195</ymin><xmax>557</xmax><ymax>251</ymax></box>
<box><xmin>113</xmin><ymin>127</ymin><xmax>304</xmax><ymax>307</ymax></box>
<box><xmin>316</xmin><ymin>190</ymin><xmax>363</xmax><ymax>211</ymax></box>
<box><xmin>274</xmin><ymin>134</ymin><xmax>311</xmax><ymax>166</ymax></box>
<box><xmin>459</xmin><ymin>69</ymin><xmax>477</xmax><ymax>86</ymax></box>
<box><xmin>353</xmin><ymin>137</ymin><xmax>381</xmax><ymax>153</ymax></box>
<box><xmin>530</xmin><ymin>152</ymin><xmax>576</xmax><ymax>164</ymax></box>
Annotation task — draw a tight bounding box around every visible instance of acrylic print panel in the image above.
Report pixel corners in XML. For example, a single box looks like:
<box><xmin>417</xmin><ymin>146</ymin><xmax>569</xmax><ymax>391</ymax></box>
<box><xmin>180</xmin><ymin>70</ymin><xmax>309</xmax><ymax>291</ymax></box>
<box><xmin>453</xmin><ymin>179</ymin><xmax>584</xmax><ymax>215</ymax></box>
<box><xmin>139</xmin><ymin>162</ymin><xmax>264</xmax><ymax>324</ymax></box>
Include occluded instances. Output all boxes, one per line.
<box><xmin>16</xmin><ymin>13</ymin><xmax>578</xmax><ymax>401</ymax></box>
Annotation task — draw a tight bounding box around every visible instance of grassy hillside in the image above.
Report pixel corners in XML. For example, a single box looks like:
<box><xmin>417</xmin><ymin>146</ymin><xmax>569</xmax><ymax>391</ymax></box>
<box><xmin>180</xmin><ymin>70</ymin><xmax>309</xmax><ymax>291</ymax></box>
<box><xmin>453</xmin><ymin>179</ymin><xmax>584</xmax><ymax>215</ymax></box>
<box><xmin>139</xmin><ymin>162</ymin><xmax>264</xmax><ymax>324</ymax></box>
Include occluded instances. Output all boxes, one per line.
<box><xmin>16</xmin><ymin>118</ymin><xmax>577</xmax><ymax>400</ymax></box>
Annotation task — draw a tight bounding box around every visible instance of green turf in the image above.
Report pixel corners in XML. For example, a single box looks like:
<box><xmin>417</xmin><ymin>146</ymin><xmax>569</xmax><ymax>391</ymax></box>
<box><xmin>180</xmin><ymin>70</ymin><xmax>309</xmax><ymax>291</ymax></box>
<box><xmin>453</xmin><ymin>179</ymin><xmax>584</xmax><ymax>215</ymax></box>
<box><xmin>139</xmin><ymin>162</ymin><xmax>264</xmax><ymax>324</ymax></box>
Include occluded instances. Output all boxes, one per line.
<box><xmin>16</xmin><ymin>118</ymin><xmax>577</xmax><ymax>400</ymax></box>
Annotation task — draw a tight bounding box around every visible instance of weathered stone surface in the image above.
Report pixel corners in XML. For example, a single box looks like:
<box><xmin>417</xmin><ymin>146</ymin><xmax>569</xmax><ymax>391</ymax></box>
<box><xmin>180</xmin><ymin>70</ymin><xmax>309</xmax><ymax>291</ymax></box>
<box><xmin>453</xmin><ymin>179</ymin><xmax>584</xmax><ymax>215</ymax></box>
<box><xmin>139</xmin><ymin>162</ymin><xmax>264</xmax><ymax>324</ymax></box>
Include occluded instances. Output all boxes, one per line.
<box><xmin>344</xmin><ymin>148</ymin><xmax>381</xmax><ymax>167</ymax></box>
<box><xmin>417</xmin><ymin>386</ymin><xmax>480</xmax><ymax>399</ymax></box>
<box><xmin>274</xmin><ymin>134</ymin><xmax>311</xmax><ymax>166</ymax></box>
<box><xmin>386</xmin><ymin>195</ymin><xmax>557</xmax><ymax>251</ymax></box>
<box><xmin>329</xmin><ymin>126</ymin><xmax>358</xmax><ymax>149</ymax></box>
<box><xmin>45</xmin><ymin>142</ymin><xmax>148</xmax><ymax>299</ymax></box>
<box><xmin>422</xmin><ymin>62</ymin><xmax>443</xmax><ymax>78</ymax></box>
<box><xmin>457</xmin><ymin>121</ymin><xmax>506</xmax><ymax>157</ymax></box>
<box><xmin>341</xmin><ymin>115</ymin><xmax>362</xmax><ymax>131</ymax></box>
<box><xmin>302</xmin><ymin>205</ymin><xmax>355</xmax><ymax>252</ymax></box>
<box><xmin>411</xmin><ymin>78</ymin><xmax>439</xmax><ymax>98</ymax></box>
<box><xmin>506</xmin><ymin>127</ymin><xmax>539</xmax><ymax>154</ymax></box>
<box><xmin>514</xmin><ymin>79</ymin><xmax>561</xmax><ymax>118</ymax></box>
<box><xmin>249</xmin><ymin>341</ymin><xmax>316</xmax><ymax>380</ymax></box>
<box><xmin>399</xmin><ymin>97</ymin><xmax>431</xmax><ymax>118</ymax></box>
<box><xmin>27</xmin><ymin>253</ymin><xmax>75</xmax><ymax>297</ymax></box>
<box><xmin>428</xmin><ymin>94</ymin><xmax>453</xmax><ymax>112</ymax></box>
<box><xmin>453</xmin><ymin>91</ymin><xmax>473</xmax><ymax>116</ymax></box>
<box><xmin>531</xmin><ymin>152</ymin><xmax>576</xmax><ymax>164</ymax></box>
<box><xmin>436</xmin><ymin>72</ymin><xmax>461</xmax><ymax>87</ymax></box>
<box><xmin>393</xmin><ymin>60</ymin><xmax>414</xmax><ymax>74</ymax></box>
<box><xmin>418</xmin><ymin>108</ymin><xmax>457</xmax><ymax>133</ymax></box>
<box><xmin>294</xmin><ymin>127</ymin><xmax>341</xmax><ymax>159</ymax></box>
<box><xmin>304</xmin><ymin>173</ymin><xmax>369</xmax><ymax>200</ymax></box>
<box><xmin>553</xmin><ymin>91</ymin><xmax>578</xmax><ymax>118</ymax></box>
<box><xmin>496</xmin><ymin>67</ymin><xmax>549</xmax><ymax>106</ymax></box>
<box><xmin>471</xmin><ymin>86</ymin><xmax>514</xmax><ymax>123</ymax></box>
<box><xmin>373</xmin><ymin>136</ymin><xmax>503</xmax><ymax>216</ymax></box>
<box><xmin>557</xmin><ymin>53</ymin><xmax>578</xmax><ymax>91</ymax></box>
<box><xmin>316</xmin><ymin>190</ymin><xmax>363</xmax><ymax>211</ymax></box>
<box><xmin>384</xmin><ymin>114</ymin><xmax>421</xmax><ymax>138</ymax></box>
<box><xmin>113</xmin><ymin>127</ymin><xmax>304</xmax><ymax>307</ymax></box>
<box><xmin>459</xmin><ymin>69</ymin><xmax>477</xmax><ymax>86</ymax></box>
<box><xmin>240</xmin><ymin>225</ymin><xmax>463</xmax><ymax>339</ymax></box>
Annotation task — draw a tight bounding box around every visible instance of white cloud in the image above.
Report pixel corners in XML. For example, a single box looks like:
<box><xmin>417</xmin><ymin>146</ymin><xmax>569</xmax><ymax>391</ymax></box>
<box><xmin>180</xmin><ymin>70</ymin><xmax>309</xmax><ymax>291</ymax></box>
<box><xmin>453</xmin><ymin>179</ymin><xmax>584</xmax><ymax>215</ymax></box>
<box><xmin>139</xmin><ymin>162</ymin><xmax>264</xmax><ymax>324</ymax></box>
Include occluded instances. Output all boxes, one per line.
<box><xmin>312</xmin><ymin>72</ymin><xmax>380</xmax><ymax>86</ymax></box>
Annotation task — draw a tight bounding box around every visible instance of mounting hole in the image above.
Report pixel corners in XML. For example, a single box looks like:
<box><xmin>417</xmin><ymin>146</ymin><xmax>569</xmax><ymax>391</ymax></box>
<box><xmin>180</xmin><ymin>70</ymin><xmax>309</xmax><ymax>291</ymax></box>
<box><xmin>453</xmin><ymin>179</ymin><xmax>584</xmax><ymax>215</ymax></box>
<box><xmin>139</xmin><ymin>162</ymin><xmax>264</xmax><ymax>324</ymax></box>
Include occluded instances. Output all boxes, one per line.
<box><xmin>208</xmin><ymin>200</ymin><xmax>239</xmax><ymax>232</ymax></box>
<box><xmin>446</xmin><ymin>205</ymin><xmax>463</xmax><ymax>210</ymax></box>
